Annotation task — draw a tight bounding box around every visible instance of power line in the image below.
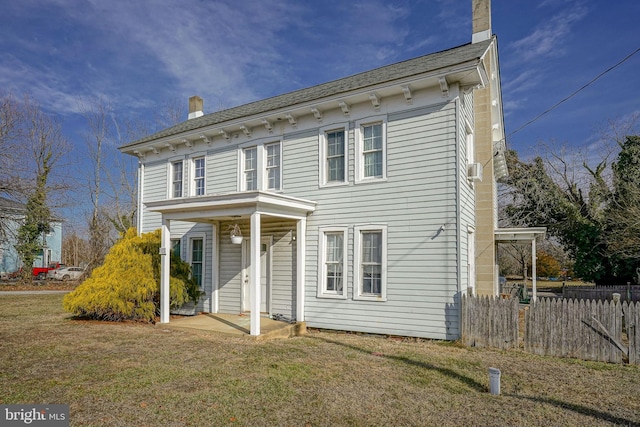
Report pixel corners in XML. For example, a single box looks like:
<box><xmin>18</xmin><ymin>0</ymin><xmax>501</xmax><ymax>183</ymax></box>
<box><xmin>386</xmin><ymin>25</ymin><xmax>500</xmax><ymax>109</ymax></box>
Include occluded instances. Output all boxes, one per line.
<box><xmin>508</xmin><ymin>46</ymin><xmax>640</xmax><ymax>138</ymax></box>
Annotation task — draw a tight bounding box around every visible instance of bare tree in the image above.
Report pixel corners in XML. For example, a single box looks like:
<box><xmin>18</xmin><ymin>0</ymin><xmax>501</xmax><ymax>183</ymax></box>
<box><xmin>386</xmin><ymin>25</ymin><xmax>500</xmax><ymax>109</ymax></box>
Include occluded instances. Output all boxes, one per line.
<box><xmin>78</xmin><ymin>97</ymin><xmax>113</xmax><ymax>270</ymax></box>
<box><xmin>77</xmin><ymin>96</ymin><xmax>184</xmax><ymax>270</ymax></box>
<box><xmin>62</xmin><ymin>230</ymin><xmax>90</xmax><ymax>267</ymax></box>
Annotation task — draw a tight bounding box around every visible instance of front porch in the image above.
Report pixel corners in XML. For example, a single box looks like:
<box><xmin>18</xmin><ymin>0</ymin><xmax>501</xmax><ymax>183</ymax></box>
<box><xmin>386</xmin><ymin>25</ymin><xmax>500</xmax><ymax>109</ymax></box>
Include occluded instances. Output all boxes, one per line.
<box><xmin>159</xmin><ymin>313</ymin><xmax>307</xmax><ymax>340</ymax></box>
<box><xmin>146</xmin><ymin>191</ymin><xmax>317</xmax><ymax>337</ymax></box>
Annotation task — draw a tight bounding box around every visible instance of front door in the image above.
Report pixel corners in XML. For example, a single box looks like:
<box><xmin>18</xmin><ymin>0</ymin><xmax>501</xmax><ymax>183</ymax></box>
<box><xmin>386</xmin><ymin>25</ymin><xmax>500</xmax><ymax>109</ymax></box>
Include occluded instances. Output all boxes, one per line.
<box><xmin>242</xmin><ymin>237</ymin><xmax>271</xmax><ymax>313</ymax></box>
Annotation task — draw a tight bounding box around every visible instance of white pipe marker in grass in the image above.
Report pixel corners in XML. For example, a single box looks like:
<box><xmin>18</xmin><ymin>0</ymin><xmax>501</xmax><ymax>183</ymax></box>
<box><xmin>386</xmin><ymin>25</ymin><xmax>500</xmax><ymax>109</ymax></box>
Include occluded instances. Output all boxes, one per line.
<box><xmin>489</xmin><ymin>367</ymin><xmax>501</xmax><ymax>395</ymax></box>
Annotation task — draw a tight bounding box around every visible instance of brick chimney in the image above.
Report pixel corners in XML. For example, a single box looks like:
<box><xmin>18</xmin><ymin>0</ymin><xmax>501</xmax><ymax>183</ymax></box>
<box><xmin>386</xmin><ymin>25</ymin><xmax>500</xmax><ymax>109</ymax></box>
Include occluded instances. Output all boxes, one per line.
<box><xmin>188</xmin><ymin>96</ymin><xmax>204</xmax><ymax>120</ymax></box>
<box><xmin>472</xmin><ymin>0</ymin><xmax>491</xmax><ymax>43</ymax></box>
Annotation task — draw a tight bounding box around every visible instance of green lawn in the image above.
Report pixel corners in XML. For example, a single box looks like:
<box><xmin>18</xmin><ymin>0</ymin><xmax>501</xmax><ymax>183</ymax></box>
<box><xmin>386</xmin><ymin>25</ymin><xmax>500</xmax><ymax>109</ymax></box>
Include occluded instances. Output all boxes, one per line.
<box><xmin>1</xmin><ymin>293</ymin><xmax>638</xmax><ymax>426</ymax></box>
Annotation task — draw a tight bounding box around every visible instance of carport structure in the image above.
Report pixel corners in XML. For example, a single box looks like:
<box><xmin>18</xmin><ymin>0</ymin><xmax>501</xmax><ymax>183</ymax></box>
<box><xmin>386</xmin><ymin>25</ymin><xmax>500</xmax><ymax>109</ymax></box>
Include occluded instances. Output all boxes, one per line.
<box><xmin>495</xmin><ymin>227</ymin><xmax>547</xmax><ymax>301</ymax></box>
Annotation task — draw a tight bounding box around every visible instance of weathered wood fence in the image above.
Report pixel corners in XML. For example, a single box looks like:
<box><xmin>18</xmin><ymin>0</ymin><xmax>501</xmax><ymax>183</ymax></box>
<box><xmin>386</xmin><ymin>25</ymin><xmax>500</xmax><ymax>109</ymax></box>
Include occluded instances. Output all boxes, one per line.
<box><xmin>461</xmin><ymin>295</ymin><xmax>519</xmax><ymax>349</ymax></box>
<box><xmin>524</xmin><ymin>298</ymin><xmax>640</xmax><ymax>363</ymax></box>
<box><xmin>461</xmin><ymin>295</ymin><xmax>640</xmax><ymax>364</ymax></box>
<box><xmin>563</xmin><ymin>285</ymin><xmax>640</xmax><ymax>302</ymax></box>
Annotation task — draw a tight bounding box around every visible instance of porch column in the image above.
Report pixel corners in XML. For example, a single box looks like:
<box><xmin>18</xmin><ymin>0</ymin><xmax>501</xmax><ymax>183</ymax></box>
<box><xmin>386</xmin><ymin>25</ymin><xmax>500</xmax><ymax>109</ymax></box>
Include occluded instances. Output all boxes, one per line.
<box><xmin>296</xmin><ymin>217</ymin><xmax>306</xmax><ymax>322</ymax></box>
<box><xmin>160</xmin><ymin>218</ymin><xmax>171</xmax><ymax>323</ymax></box>
<box><xmin>250</xmin><ymin>212</ymin><xmax>261</xmax><ymax>336</ymax></box>
<box><xmin>531</xmin><ymin>237</ymin><xmax>537</xmax><ymax>302</ymax></box>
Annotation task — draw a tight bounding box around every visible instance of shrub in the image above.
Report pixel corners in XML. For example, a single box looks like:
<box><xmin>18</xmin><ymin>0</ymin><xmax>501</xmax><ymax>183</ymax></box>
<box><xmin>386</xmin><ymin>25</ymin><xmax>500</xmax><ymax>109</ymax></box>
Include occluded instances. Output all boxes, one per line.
<box><xmin>63</xmin><ymin>228</ymin><xmax>200</xmax><ymax>322</ymax></box>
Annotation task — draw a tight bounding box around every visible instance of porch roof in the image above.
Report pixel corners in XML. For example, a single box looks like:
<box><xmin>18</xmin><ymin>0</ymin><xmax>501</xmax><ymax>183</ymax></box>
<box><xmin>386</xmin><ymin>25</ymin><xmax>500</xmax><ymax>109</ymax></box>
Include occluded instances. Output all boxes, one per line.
<box><xmin>494</xmin><ymin>227</ymin><xmax>547</xmax><ymax>242</ymax></box>
<box><xmin>145</xmin><ymin>191</ymin><xmax>317</xmax><ymax>222</ymax></box>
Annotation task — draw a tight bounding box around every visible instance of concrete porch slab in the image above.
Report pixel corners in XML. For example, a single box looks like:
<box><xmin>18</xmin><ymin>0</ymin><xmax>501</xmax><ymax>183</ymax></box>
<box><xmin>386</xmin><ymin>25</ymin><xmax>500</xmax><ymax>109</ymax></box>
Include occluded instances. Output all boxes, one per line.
<box><xmin>158</xmin><ymin>313</ymin><xmax>306</xmax><ymax>340</ymax></box>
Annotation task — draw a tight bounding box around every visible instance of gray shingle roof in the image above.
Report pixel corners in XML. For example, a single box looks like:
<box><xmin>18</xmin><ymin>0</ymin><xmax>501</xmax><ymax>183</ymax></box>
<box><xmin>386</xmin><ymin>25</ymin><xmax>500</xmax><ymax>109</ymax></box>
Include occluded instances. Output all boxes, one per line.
<box><xmin>0</xmin><ymin>196</ymin><xmax>25</xmax><ymax>211</ymax></box>
<box><xmin>120</xmin><ymin>39</ymin><xmax>492</xmax><ymax>149</ymax></box>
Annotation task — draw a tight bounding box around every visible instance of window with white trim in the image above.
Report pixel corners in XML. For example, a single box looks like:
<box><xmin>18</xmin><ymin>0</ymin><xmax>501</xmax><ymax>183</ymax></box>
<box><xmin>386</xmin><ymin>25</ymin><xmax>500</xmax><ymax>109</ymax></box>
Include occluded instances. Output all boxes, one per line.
<box><xmin>243</xmin><ymin>147</ymin><xmax>257</xmax><ymax>191</ymax></box>
<box><xmin>320</xmin><ymin>126</ymin><xmax>347</xmax><ymax>186</ymax></box>
<box><xmin>266</xmin><ymin>142</ymin><xmax>281</xmax><ymax>191</ymax></box>
<box><xmin>355</xmin><ymin>118</ymin><xmax>386</xmax><ymax>182</ymax></box>
<box><xmin>240</xmin><ymin>141</ymin><xmax>283</xmax><ymax>192</ymax></box>
<box><xmin>190</xmin><ymin>237</ymin><xmax>204</xmax><ymax>288</ymax></box>
<box><xmin>354</xmin><ymin>225</ymin><xmax>387</xmax><ymax>300</ymax></box>
<box><xmin>192</xmin><ymin>157</ymin><xmax>205</xmax><ymax>196</ymax></box>
<box><xmin>317</xmin><ymin>227</ymin><xmax>347</xmax><ymax>298</ymax></box>
<box><xmin>171</xmin><ymin>160</ymin><xmax>183</xmax><ymax>198</ymax></box>
<box><xmin>171</xmin><ymin>238</ymin><xmax>182</xmax><ymax>259</ymax></box>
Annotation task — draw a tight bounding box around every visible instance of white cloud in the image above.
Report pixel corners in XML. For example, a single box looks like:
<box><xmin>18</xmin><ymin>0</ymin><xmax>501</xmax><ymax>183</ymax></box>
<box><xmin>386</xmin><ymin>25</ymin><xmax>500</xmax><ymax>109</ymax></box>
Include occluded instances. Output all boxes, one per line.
<box><xmin>509</xmin><ymin>2</ymin><xmax>588</xmax><ymax>62</ymax></box>
<box><xmin>501</xmin><ymin>69</ymin><xmax>542</xmax><ymax>95</ymax></box>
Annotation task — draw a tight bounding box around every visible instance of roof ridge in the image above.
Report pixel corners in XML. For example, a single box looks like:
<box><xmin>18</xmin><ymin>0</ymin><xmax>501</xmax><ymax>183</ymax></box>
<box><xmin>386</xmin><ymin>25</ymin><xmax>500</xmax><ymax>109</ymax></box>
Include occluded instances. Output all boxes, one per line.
<box><xmin>121</xmin><ymin>39</ymin><xmax>492</xmax><ymax>149</ymax></box>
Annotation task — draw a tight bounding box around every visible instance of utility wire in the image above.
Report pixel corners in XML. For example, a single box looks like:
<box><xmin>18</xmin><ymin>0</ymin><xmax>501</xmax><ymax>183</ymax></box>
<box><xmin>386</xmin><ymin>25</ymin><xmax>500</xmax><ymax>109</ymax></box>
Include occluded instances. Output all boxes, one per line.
<box><xmin>508</xmin><ymin>46</ymin><xmax>640</xmax><ymax>137</ymax></box>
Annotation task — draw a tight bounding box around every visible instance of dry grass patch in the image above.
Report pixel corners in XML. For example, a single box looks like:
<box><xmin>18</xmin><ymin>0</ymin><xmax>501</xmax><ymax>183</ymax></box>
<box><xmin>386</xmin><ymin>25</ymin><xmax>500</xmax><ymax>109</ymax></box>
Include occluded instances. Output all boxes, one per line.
<box><xmin>1</xmin><ymin>294</ymin><xmax>639</xmax><ymax>426</ymax></box>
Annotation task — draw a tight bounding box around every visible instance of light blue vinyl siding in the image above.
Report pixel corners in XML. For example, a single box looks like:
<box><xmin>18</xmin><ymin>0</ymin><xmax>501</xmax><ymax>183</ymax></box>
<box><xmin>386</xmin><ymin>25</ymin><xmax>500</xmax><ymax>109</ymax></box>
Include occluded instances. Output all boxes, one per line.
<box><xmin>207</xmin><ymin>146</ymin><xmax>237</xmax><ymax>193</ymax></box>
<box><xmin>284</xmin><ymin>102</ymin><xmax>461</xmax><ymax>339</ymax></box>
<box><xmin>216</xmin><ymin>218</ymin><xmax>297</xmax><ymax>319</ymax></box>
<box><xmin>137</xmin><ymin>97</ymin><xmax>471</xmax><ymax>339</ymax></box>
<box><xmin>140</xmin><ymin>161</ymin><xmax>166</xmax><ymax>233</ymax></box>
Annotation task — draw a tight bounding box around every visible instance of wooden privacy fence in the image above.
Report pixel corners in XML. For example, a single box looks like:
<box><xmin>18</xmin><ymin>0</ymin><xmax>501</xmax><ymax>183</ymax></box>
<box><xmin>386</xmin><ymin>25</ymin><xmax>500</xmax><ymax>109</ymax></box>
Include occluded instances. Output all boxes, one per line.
<box><xmin>563</xmin><ymin>285</ymin><xmax>640</xmax><ymax>302</ymax></box>
<box><xmin>461</xmin><ymin>295</ymin><xmax>519</xmax><ymax>349</ymax></box>
<box><xmin>525</xmin><ymin>298</ymin><xmax>640</xmax><ymax>364</ymax></box>
<box><xmin>461</xmin><ymin>295</ymin><xmax>640</xmax><ymax>364</ymax></box>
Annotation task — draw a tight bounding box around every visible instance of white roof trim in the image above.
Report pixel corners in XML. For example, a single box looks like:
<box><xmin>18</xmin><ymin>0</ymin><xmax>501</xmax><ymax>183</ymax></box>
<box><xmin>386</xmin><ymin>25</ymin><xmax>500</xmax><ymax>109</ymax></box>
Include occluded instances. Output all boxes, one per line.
<box><xmin>145</xmin><ymin>191</ymin><xmax>317</xmax><ymax>222</ymax></box>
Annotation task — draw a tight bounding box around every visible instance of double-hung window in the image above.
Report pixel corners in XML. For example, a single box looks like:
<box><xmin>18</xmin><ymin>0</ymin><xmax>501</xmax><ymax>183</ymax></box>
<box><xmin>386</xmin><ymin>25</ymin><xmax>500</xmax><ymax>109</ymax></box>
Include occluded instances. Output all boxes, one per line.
<box><xmin>356</xmin><ymin>118</ymin><xmax>386</xmax><ymax>182</ymax></box>
<box><xmin>241</xmin><ymin>141</ymin><xmax>282</xmax><ymax>192</ymax></box>
<box><xmin>243</xmin><ymin>147</ymin><xmax>257</xmax><ymax>191</ymax></box>
<box><xmin>319</xmin><ymin>125</ymin><xmax>347</xmax><ymax>186</ymax></box>
<box><xmin>266</xmin><ymin>142</ymin><xmax>281</xmax><ymax>191</ymax></box>
<box><xmin>190</xmin><ymin>237</ymin><xmax>204</xmax><ymax>288</ymax></box>
<box><xmin>354</xmin><ymin>225</ymin><xmax>387</xmax><ymax>300</ymax></box>
<box><xmin>171</xmin><ymin>238</ymin><xmax>182</xmax><ymax>259</ymax></box>
<box><xmin>193</xmin><ymin>157</ymin><xmax>205</xmax><ymax>196</ymax></box>
<box><xmin>317</xmin><ymin>227</ymin><xmax>347</xmax><ymax>299</ymax></box>
<box><xmin>171</xmin><ymin>160</ymin><xmax>183</xmax><ymax>198</ymax></box>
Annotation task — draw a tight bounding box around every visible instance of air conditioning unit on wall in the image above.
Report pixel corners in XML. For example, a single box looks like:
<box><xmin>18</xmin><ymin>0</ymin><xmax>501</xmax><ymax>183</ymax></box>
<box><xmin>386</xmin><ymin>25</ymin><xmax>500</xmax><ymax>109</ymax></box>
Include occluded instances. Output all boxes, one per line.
<box><xmin>468</xmin><ymin>162</ymin><xmax>483</xmax><ymax>182</ymax></box>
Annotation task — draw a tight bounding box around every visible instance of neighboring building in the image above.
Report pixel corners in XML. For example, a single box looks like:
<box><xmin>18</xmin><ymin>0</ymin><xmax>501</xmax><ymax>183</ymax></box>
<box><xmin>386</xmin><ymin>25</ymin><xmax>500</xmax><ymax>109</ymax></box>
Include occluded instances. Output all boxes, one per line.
<box><xmin>120</xmin><ymin>0</ymin><xmax>538</xmax><ymax>338</ymax></box>
<box><xmin>0</xmin><ymin>196</ymin><xmax>62</xmax><ymax>277</ymax></box>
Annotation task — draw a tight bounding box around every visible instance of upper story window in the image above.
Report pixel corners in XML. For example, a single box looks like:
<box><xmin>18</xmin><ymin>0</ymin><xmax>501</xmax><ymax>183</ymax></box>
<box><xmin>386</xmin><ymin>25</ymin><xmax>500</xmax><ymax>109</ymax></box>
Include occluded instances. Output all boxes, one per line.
<box><xmin>319</xmin><ymin>124</ymin><xmax>348</xmax><ymax>187</ymax></box>
<box><xmin>192</xmin><ymin>157</ymin><xmax>205</xmax><ymax>196</ymax></box>
<box><xmin>266</xmin><ymin>142</ymin><xmax>281</xmax><ymax>191</ymax></box>
<box><xmin>171</xmin><ymin>160</ymin><xmax>183</xmax><ymax>198</ymax></box>
<box><xmin>355</xmin><ymin>117</ymin><xmax>386</xmax><ymax>183</ymax></box>
<box><xmin>362</xmin><ymin>124</ymin><xmax>383</xmax><ymax>177</ymax></box>
<box><xmin>240</xmin><ymin>141</ymin><xmax>282</xmax><ymax>192</ymax></box>
<box><xmin>243</xmin><ymin>147</ymin><xmax>258</xmax><ymax>191</ymax></box>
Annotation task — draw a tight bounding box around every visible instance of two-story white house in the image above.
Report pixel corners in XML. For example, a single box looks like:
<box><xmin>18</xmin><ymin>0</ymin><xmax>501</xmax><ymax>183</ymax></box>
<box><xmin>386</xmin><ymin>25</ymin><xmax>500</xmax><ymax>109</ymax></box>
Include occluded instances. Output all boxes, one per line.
<box><xmin>119</xmin><ymin>0</ymin><xmax>516</xmax><ymax>339</ymax></box>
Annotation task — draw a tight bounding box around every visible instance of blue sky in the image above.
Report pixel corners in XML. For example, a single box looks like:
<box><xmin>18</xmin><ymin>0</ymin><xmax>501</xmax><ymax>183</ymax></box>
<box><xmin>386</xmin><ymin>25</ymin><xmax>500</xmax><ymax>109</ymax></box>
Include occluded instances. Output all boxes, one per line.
<box><xmin>1</xmin><ymin>0</ymin><xmax>639</xmax><ymax>224</ymax></box>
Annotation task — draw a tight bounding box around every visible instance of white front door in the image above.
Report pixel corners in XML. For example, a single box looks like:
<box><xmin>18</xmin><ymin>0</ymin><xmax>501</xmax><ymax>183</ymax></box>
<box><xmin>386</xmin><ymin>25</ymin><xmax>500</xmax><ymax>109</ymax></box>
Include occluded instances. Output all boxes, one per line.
<box><xmin>242</xmin><ymin>237</ymin><xmax>271</xmax><ymax>313</ymax></box>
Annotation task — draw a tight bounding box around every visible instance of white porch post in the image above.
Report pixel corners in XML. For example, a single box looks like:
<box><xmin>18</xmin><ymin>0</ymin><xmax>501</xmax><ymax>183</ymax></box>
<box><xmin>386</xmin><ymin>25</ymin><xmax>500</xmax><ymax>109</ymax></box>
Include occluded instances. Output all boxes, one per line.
<box><xmin>211</xmin><ymin>223</ymin><xmax>218</xmax><ymax>313</ymax></box>
<box><xmin>250</xmin><ymin>212</ymin><xmax>261</xmax><ymax>336</ymax></box>
<box><xmin>531</xmin><ymin>237</ymin><xmax>537</xmax><ymax>302</ymax></box>
<box><xmin>296</xmin><ymin>217</ymin><xmax>306</xmax><ymax>322</ymax></box>
<box><xmin>160</xmin><ymin>218</ymin><xmax>171</xmax><ymax>323</ymax></box>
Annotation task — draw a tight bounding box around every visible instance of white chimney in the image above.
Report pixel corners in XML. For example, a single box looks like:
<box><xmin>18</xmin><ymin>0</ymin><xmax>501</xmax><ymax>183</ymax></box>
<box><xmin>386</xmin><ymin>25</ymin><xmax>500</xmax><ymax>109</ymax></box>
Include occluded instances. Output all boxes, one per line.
<box><xmin>472</xmin><ymin>0</ymin><xmax>492</xmax><ymax>43</ymax></box>
<box><xmin>188</xmin><ymin>96</ymin><xmax>204</xmax><ymax>120</ymax></box>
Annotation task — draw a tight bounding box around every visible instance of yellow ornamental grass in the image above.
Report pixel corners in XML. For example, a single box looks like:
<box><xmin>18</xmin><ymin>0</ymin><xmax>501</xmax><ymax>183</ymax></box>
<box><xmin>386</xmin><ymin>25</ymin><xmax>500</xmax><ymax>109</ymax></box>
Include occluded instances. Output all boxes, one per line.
<box><xmin>63</xmin><ymin>228</ymin><xmax>191</xmax><ymax>322</ymax></box>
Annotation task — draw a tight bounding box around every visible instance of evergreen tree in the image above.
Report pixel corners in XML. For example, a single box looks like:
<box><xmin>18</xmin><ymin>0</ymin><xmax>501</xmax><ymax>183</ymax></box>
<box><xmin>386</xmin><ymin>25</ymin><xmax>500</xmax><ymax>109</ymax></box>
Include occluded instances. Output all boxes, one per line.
<box><xmin>63</xmin><ymin>228</ymin><xmax>200</xmax><ymax>322</ymax></box>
